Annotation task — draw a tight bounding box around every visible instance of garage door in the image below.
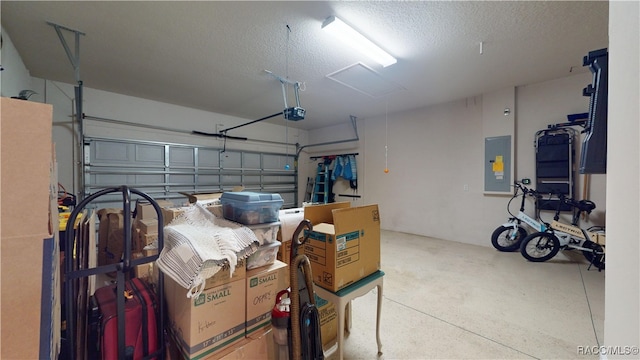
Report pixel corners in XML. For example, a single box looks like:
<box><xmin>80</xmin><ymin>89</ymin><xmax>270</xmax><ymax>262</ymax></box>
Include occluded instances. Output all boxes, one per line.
<box><xmin>83</xmin><ymin>137</ymin><xmax>297</xmax><ymax>209</ymax></box>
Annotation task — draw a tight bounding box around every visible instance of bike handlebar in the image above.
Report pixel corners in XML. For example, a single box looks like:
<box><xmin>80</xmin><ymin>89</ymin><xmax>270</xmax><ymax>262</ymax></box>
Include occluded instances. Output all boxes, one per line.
<box><xmin>513</xmin><ymin>182</ymin><xmax>541</xmax><ymax>198</ymax></box>
<box><xmin>513</xmin><ymin>182</ymin><xmax>596</xmax><ymax>213</ymax></box>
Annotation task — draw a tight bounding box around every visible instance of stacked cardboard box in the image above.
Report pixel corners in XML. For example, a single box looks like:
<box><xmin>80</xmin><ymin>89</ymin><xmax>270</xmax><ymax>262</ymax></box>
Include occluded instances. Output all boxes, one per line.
<box><xmin>165</xmin><ymin>257</ymin><xmax>290</xmax><ymax>359</ymax></box>
<box><xmin>165</xmin><ymin>260</ymin><xmax>248</xmax><ymax>359</ymax></box>
<box><xmin>132</xmin><ymin>199</ymin><xmax>172</xmax><ymax>279</ymax></box>
<box><xmin>303</xmin><ymin>202</ymin><xmax>381</xmax><ymax>292</ymax></box>
<box><xmin>134</xmin><ymin>199</ymin><xmax>173</xmax><ymax>249</ymax></box>
<box><xmin>245</xmin><ymin>260</ymin><xmax>288</xmax><ymax>337</ymax></box>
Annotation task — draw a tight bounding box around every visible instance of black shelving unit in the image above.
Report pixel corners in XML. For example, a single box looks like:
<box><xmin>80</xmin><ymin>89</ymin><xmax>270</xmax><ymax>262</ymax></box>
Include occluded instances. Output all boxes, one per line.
<box><xmin>535</xmin><ymin>128</ymin><xmax>576</xmax><ymax>212</ymax></box>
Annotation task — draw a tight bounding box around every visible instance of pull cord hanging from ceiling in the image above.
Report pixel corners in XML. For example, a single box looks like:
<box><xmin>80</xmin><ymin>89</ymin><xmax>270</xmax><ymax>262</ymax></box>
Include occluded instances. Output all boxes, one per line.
<box><xmin>284</xmin><ymin>24</ymin><xmax>291</xmax><ymax>170</ymax></box>
<box><xmin>384</xmin><ymin>99</ymin><xmax>390</xmax><ymax>174</ymax></box>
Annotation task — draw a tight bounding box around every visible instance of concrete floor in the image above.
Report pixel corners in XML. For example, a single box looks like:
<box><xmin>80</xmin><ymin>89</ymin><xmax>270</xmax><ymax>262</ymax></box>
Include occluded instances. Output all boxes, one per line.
<box><xmin>327</xmin><ymin>230</ymin><xmax>605</xmax><ymax>360</ymax></box>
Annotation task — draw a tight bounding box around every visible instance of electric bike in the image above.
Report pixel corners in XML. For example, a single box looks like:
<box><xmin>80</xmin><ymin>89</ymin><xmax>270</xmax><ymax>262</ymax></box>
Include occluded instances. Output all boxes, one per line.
<box><xmin>519</xmin><ymin>194</ymin><xmax>605</xmax><ymax>270</ymax></box>
<box><xmin>491</xmin><ymin>181</ymin><xmax>548</xmax><ymax>252</ymax></box>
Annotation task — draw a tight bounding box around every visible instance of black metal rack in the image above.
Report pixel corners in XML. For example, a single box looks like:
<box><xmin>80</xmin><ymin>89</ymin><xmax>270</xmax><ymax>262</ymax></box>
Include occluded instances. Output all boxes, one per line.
<box><xmin>63</xmin><ymin>186</ymin><xmax>165</xmax><ymax>360</ymax></box>
<box><xmin>534</xmin><ymin>128</ymin><xmax>576</xmax><ymax>212</ymax></box>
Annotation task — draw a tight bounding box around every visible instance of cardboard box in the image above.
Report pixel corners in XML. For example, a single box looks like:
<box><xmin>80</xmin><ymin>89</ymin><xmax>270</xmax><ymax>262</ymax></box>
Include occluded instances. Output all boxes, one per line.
<box><xmin>245</xmin><ymin>260</ymin><xmax>289</xmax><ymax>337</ymax></box>
<box><xmin>303</xmin><ymin>202</ymin><xmax>381</xmax><ymax>292</ymax></box>
<box><xmin>140</xmin><ymin>232</ymin><xmax>159</xmax><ymax>247</ymax></box>
<box><xmin>1</xmin><ymin>98</ymin><xmax>55</xmax><ymax>359</ymax></box>
<box><xmin>136</xmin><ymin>199</ymin><xmax>174</xmax><ymax>220</ymax></box>
<box><xmin>136</xmin><ymin>218</ymin><xmax>159</xmax><ymax>234</ymax></box>
<box><xmin>205</xmin><ymin>258</ymin><xmax>247</xmax><ymax>290</ymax></box>
<box><xmin>277</xmin><ymin>240</ymin><xmax>292</xmax><ymax>265</ymax></box>
<box><xmin>162</xmin><ymin>207</ymin><xmax>189</xmax><ymax>225</ymax></box>
<box><xmin>165</xmin><ymin>276</ymin><xmax>246</xmax><ymax>359</ymax></box>
<box><xmin>132</xmin><ymin>252</ymin><xmax>154</xmax><ymax>280</ymax></box>
<box><xmin>216</xmin><ymin>328</ymin><xmax>275</xmax><ymax>360</ymax></box>
<box><xmin>314</xmin><ymin>293</ymin><xmax>338</xmax><ymax>348</ymax></box>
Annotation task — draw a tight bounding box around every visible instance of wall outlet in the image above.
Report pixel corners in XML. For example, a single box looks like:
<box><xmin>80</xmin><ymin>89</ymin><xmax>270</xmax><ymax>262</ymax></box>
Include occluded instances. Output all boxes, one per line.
<box><xmin>463</xmin><ymin>184</ymin><xmax>469</xmax><ymax>191</ymax></box>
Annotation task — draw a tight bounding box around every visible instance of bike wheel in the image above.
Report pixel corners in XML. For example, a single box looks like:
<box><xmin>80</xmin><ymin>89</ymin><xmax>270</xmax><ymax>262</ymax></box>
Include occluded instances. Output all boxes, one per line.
<box><xmin>520</xmin><ymin>232</ymin><xmax>560</xmax><ymax>262</ymax></box>
<box><xmin>582</xmin><ymin>240</ymin><xmax>605</xmax><ymax>270</ymax></box>
<box><xmin>491</xmin><ymin>226</ymin><xmax>527</xmax><ymax>252</ymax></box>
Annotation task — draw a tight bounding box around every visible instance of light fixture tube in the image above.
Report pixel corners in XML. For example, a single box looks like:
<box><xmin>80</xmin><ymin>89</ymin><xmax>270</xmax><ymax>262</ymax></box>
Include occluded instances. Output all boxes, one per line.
<box><xmin>322</xmin><ymin>15</ymin><xmax>397</xmax><ymax>67</ymax></box>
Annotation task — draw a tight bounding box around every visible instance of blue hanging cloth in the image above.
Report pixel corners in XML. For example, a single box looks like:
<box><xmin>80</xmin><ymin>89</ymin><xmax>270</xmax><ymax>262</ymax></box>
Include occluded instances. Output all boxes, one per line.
<box><xmin>342</xmin><ymin>156</ymin><xmax>353</xmax><ymax>180</ymax></box>
<box><xmin>331</xmin><ymin>156</ymin><xmax>344</xmax><ymax>181</ymax></box>
<box><xmin>347</xmin><ymin>155</ymin><xmax>357</xmax><ymax>189</ymax></box>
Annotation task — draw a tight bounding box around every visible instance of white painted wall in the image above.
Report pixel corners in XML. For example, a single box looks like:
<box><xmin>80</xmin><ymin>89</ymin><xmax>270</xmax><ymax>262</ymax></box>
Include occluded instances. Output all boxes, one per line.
<box><xmin>306</xmin><ymin>74</ymin><xmax>605</xmax><ymax>247</ymax></box>
<box><xmin>0</xmin><ymin>26</ymin><xmax>32</xmax><ymax>98</ymax></box>
<box><xmin>604</xmin><ymin>1</ymin><xmax>640</xmax><ymax>357</ymax></box>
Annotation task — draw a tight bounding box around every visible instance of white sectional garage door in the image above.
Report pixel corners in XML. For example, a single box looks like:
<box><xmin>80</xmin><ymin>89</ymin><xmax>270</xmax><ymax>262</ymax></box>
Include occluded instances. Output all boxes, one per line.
<box><xmin>83</xmin><ymin>137</ymin><xmax>297</xmax><ymax>209</ymax></box>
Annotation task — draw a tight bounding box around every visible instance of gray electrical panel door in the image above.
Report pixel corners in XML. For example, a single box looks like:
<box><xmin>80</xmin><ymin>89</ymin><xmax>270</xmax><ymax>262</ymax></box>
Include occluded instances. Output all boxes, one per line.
<box><xmin>484</xmin><ymin>135</ymin><xmax>511</xmax><ymax>192</ymax></box>
<box><xmin>84</xmin><ymin>137</ymin><xmax>296</xmax><ymax>209</ymax></box>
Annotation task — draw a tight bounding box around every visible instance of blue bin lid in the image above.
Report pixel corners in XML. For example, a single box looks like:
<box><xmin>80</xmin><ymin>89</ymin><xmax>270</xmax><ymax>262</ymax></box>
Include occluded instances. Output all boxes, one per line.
<box><xmin>220</xmin><ymin>191</ymin><xmax>283</xmax><ymax>203</ymax></box>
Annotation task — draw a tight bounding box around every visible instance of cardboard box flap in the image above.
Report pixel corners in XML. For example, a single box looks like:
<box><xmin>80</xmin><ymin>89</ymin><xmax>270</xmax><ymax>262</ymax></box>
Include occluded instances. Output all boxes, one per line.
<box><xmin>332</xmin><ymin>204</ymin><xmax>381</xmax><ymax>233</ymax></box>
<box><xmin>303</xmin><ymin>202</ymin><xmax>350</xmax><ymax>225</ymax></box>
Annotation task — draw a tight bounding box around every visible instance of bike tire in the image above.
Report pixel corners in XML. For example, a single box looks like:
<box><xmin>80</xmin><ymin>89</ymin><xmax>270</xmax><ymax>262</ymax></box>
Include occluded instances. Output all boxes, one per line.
<box><xmin>491</xmin><ymin>225</ymin><xmax>527</xmax><ymax>252</ymax></box>
<box><xmin>582</xmin><ymin>241</ymin><xmax>605</xmax><ymax>270</ymax></box>
<box><xmin>520</xmin><ymin>232</ymin><xmax>560</xmax><ymax>262</ymax></box>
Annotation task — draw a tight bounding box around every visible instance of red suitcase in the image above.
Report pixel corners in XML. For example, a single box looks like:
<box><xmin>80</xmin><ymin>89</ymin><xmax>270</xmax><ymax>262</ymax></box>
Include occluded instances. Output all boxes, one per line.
<box><xmin>94</xmin><ymin>278</ymin><xmax>158</xmax><ymax>360</ymax></box>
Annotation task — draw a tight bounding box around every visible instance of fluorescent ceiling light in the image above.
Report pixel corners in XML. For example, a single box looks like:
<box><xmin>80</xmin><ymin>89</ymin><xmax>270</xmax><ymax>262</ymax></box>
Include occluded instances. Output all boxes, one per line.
<box><xmin>322</xmin><ymin>15</ymin><xmax>397</xmax><ymax>68</ymax></box>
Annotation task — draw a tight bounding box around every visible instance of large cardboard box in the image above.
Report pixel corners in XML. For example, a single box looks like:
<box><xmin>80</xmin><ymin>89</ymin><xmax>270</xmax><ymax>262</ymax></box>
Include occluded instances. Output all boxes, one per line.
<box><xmin>245</xmin><ymin>260</ymin><xmax>288</xmax><ymax>337</ymax></box>
<box><xmin>216</xmin><ymin>328</ymin><xmax>275</xmax><ymax>359</ymax></box>
<box><xmin>204</xmin><ymin>258</ymin><xmax>247</xmax><ymax>290</ymax></box>
<box><xmin>303</xmin><ymin>202</ymin><xmax>381</xmax><ymax>292</ymax></box>
<box><xmin>1</xmin><ymin>98</ymin><xmax>57</xmax><ymax>360</ymax></box>
<box><xmin>165</xmin><ymin>276</ymin><xmax>246</xmax><ymax>359</ymax></box>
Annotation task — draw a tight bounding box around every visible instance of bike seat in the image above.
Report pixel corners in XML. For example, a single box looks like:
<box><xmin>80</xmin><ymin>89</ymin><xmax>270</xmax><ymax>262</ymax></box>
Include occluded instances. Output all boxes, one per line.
<box><xmin>575</xmin><ymin>200</ymin><xmax>596</xmax><ymax>213</ymax></box>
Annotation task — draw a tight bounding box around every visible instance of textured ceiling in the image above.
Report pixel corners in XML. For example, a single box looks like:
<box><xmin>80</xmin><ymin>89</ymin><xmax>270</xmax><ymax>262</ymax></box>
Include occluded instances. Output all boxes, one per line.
<box><xmin>1</xmin><ymin>1</ymin><xmax>608</xmax><ymax>130</ymax></box>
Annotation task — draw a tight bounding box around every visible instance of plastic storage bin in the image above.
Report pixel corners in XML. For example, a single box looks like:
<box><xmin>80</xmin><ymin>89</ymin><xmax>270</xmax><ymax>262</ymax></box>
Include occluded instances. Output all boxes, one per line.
<box><xmin>220</xmin><ymin>192</ymin><xmax>283</xmax><ymax>225</ymax></box>
<box><xmin>247</xmin><ymin>222</ymin><xmax>280</xmax><ymax>245</ymax></box>
<box><xmin>247</xmin><ymin>241</ymin><xmax>281</xmax><ymax>270</ymax></box>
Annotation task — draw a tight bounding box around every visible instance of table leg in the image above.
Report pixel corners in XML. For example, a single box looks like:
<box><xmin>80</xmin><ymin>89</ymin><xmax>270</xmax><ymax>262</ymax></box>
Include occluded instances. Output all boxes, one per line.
<box><xmin>338</xmin><ymin>300</ymin><xmax>346</xmax><ymax>360</ymax></box>
<box><xmin>376</xmin><ymin>283</ymin><xmax>383</xmax><ymax>355</ymax></box>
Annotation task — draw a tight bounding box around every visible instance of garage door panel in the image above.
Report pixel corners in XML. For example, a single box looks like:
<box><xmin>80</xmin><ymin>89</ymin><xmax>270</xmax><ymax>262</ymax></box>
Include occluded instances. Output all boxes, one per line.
<box><xmin>197</xmin><ymin>174</ymin><xmax>220</xmax><ymax>186</ymax></box>
<box><xmin>170</xmin><ymin>147</ymin><xmax>194</xmax><ymax>165</ymax></box>
<box><xmin>85</xmin><ymin>138</ymin><xmax>296</xmax><ymax>207</ymax></box>
<box><xmin>135</xmin><ymin>144</ymin><xmax>165</xmax><ymax>164</ymax></box>
<box><xmin>221</xmin><ymin>152</ymin><xmax>242</xmax><ymax>168</ymax></box>
<box><xmin>94</xmin><ymin>141</ymin><xmax>131</xmax><ymax>163</ymax></box>
<box><xmin>198</xmin><ymin>149</ymin><xmax>220</xmax><ymax>167</ymax></box>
